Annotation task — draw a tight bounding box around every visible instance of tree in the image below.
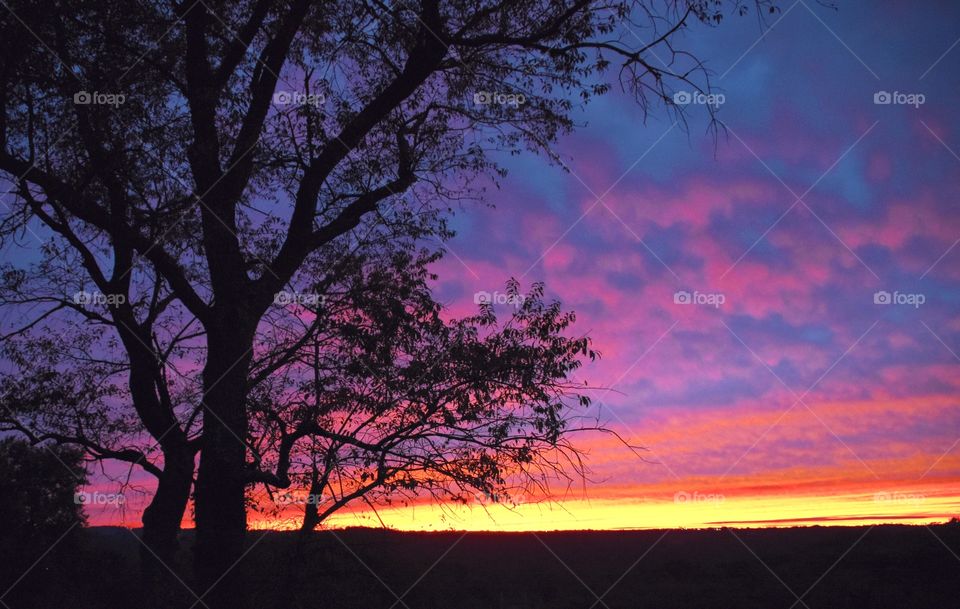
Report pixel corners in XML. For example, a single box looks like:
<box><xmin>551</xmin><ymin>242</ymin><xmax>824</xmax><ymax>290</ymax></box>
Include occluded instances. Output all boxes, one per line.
<box><xmin>0</xmin><ymin>438</ymin><xmax>86</xmax><ymax>604</ymax></box>
<box><xmin>0</xmin><ymin>0</ymin><xmax>775</xmax><ymax>606</ymax></box>
<box><xmin>247</xmin><ymin>262</ymin><xmax>599</xmax><ymax>535</ymax></box>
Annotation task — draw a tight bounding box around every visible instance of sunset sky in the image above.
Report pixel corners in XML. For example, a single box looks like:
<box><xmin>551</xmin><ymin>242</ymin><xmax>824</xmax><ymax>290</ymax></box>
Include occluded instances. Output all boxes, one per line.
<box><xmin>84</xmin><ymin>0</ymin><xmax>960</xmax><ymax>531</ymax></box>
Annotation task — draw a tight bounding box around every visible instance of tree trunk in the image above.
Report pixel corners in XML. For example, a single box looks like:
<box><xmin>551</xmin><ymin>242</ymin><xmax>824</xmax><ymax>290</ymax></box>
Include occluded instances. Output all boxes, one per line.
<box><xmin>274</xmin><ymin>474</ymin><xmax>323</xmax><ymax>609</ymax></box>
<box><xmin>194</xmin><ymin>331</ymin><xmax>253</xmax><ymax>609</ymax></box>
<box><xmin>140</xmin><ymin>444</ymin><xmax>194</xmax><ymax>605</ymax></box>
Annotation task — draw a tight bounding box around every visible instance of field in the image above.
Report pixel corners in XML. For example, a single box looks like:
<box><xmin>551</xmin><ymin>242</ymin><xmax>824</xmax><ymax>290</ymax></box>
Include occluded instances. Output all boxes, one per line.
<box><xmin>4</xmin><ymin>524</ymin><xmax>959</xmax><ymax>609</ymax></box>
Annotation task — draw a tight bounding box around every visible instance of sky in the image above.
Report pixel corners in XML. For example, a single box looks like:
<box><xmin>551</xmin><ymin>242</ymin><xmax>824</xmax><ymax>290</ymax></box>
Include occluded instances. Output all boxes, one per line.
<box><xmin>80</xmin><ymin>0</ymin><xmax>960</xmax><ymax>531</ymax></box>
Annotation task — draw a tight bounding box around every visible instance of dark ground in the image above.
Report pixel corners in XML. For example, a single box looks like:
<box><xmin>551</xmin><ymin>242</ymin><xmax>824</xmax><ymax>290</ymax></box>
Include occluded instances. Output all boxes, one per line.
<box><xmin>3</xmin><ymin>523</ymin><xmax>959</xmax><ymax>609</ymax></box>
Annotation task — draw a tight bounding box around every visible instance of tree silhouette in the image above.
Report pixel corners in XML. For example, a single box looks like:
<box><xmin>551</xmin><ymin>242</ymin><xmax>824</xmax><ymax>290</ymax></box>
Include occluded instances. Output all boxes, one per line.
<box><xmin>0</xmin><ymin>438</ymin><xmax>86</xmax><ymax>605</ymax></box>
<box><xmin>0</xmin><ymin>0</ymin><xmax>775</xmax><ymax>605</ymax></box>
<box><xmin>248</xmin><ymin>265</ymin><xmax>600</xmax><ymax>532</ymax></box>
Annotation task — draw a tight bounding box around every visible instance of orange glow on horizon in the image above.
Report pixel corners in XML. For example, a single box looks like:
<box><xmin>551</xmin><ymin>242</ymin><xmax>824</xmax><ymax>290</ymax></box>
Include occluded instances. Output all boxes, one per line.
<box><xmin>240</xmin><ymin>477</ymin><xmax>960</xmax><ymax>532</ymax></box>
<box><xmin>80</xmin><ymin>393</ymin><xmax>960</xmax><ymax>532</ymax></box>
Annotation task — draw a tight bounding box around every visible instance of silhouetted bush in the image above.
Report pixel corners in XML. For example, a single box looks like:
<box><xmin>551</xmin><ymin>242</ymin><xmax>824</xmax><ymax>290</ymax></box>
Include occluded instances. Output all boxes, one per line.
<box><xmin>0</xmin><ymin>438</ymin><xmax>86</xmax><ymax>606</ymax></box>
